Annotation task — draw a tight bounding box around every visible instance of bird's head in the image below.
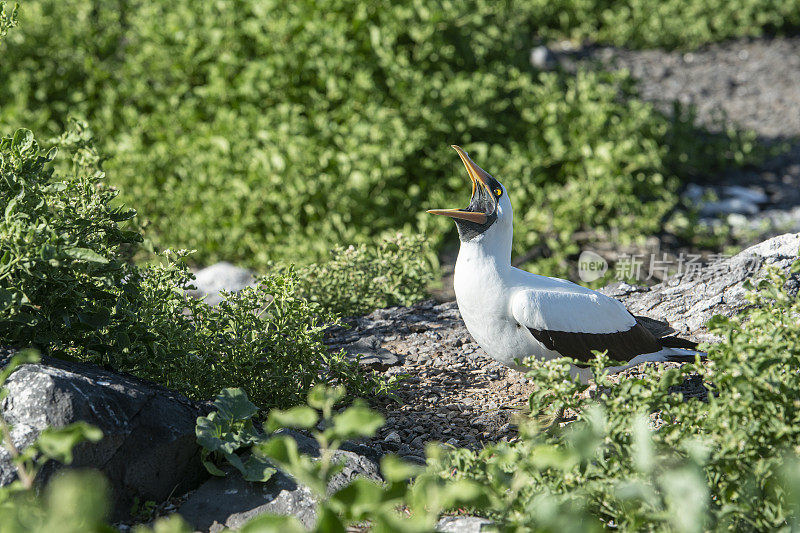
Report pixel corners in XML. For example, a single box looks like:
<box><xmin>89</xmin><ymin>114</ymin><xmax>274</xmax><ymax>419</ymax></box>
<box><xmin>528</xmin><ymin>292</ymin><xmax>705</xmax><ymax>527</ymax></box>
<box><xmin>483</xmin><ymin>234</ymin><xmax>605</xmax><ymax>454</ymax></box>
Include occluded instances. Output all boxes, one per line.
<box><xmin>428</xmin><ymin>145</ymin><xmax>513</xmax><ymax>242</ymax></box>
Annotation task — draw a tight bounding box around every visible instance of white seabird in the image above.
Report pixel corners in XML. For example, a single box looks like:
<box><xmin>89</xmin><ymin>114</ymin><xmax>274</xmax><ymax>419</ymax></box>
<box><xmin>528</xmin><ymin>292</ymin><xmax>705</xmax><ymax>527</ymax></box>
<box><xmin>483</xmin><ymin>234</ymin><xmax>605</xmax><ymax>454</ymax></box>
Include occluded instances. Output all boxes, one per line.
<box><xmin>428</xmin><ymin>146</ymin><xmax>703</xmax><ymax>382</ymax></box>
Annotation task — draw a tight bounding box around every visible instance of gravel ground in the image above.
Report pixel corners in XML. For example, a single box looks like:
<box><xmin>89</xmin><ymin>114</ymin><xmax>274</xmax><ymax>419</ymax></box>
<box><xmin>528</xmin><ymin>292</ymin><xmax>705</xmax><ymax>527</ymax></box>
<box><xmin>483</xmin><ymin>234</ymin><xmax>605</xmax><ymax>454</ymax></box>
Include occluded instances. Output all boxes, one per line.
<box><xmin>326</xmin><ymin>300</ymin><xmax>707</xmax><ymax>462</ymax></box>
<box><xmin>326</xmin><ymin>301</ymin><xmax>532</xmax><ymax>461</ymax></box>
<box><xmin>571</xmin><ymin>37</ymin><xmax>800</xmax><ymax>138</ymax></box>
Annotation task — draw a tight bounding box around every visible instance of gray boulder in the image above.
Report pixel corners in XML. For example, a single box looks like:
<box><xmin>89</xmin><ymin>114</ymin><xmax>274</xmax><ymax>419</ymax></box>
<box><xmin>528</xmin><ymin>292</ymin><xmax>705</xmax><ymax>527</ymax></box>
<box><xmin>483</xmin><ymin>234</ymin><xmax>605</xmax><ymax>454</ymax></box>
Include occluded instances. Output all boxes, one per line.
<box><xmin>0</xmin><ymin>352</ymin><xmax>208</xmax><ymax>519</ymax></box>
<box><xmin>601</xmin><ymin>232</ymin><xmax>800</xmax><ymax>342</ymax></box>
<box><xmin>190</xmin><ymin>262</ymin><xmax>255</xmax><ymax>306</ymax></box>
<box><xmin>177</xmin><ymin>430</ymin><xmax>382</xmax><ymax>532</ymax></box>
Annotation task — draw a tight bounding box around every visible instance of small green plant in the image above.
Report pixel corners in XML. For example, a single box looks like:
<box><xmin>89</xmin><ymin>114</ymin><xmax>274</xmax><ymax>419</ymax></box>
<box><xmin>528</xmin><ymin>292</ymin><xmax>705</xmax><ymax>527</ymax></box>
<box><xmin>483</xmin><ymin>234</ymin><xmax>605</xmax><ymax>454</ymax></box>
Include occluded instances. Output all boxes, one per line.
<box><xmin>196</xmin><ymin>388</ymin><xmax>276</xmax><ymax>482</ymax></box>
<box><xmin>129</xmin><ymin>497</ymin><xmax>158</xmax><ymax>524</ymax></box>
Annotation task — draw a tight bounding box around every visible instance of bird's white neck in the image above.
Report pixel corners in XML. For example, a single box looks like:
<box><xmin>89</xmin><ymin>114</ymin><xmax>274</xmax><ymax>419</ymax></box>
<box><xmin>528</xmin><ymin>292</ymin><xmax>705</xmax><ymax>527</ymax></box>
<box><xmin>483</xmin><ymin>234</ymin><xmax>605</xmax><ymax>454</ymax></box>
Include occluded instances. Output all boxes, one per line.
<box><xmin>454</xmin><ymin>222</ymin><xmax>513</xmax><ymax>285</ymax></box>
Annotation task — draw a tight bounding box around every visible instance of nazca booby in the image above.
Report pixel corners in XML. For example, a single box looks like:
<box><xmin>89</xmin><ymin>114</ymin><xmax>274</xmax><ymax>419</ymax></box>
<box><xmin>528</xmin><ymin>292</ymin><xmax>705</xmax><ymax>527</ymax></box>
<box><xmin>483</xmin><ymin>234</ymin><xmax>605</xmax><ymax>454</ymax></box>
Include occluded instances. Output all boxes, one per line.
<box><xmin>428</xmin><ymin>146</ymin><xmax>703</xmax><ymax>382</ymax></box>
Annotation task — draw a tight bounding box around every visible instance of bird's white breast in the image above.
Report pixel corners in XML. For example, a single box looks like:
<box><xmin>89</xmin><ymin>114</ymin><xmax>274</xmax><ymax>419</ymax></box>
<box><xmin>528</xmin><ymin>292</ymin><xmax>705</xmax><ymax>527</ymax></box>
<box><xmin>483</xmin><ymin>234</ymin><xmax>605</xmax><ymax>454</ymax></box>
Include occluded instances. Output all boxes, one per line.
<box><xmin>453</xmin><ymin>243</ymin><xmax>555</xmax><ymax>368</ymax></box>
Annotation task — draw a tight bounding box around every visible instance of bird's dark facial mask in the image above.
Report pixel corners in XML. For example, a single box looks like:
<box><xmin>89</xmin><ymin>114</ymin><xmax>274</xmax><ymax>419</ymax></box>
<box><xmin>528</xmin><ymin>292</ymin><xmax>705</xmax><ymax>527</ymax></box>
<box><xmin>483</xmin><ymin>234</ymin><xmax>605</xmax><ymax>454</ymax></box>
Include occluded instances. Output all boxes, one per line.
<box><xmin>428</xmin><ymin>145</ymin><xmax>502</xmax><ymax>241</ymax></box>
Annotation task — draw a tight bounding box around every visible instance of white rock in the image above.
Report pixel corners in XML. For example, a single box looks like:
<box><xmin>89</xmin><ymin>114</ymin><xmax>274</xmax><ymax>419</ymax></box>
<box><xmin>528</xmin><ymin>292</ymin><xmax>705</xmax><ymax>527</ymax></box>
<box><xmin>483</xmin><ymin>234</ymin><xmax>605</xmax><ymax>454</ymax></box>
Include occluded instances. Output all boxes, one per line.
<box><xmin>190</xmin><ymin>262</ymin><xmax>255</xmax><ymax>306</ymax></box>
<box><xmin>738</xmin><ymin>231</ymin><xmax>800</xmax><ymax>259</ymax></box>
<box><xmin>683</xmin><ymin>183</ymin><xmax>707</xmax><ymax>202</ymax></box>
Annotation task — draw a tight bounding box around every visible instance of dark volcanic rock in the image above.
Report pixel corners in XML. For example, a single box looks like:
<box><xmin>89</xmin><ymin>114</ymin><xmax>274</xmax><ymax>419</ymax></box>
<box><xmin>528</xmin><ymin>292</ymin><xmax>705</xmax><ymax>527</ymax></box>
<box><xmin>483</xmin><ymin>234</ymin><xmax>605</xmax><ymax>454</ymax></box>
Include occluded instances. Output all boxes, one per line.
<box><xmin>0</xmin><ymin>352</ymin><xmax>208</xmax><ymax>519</ymax></box>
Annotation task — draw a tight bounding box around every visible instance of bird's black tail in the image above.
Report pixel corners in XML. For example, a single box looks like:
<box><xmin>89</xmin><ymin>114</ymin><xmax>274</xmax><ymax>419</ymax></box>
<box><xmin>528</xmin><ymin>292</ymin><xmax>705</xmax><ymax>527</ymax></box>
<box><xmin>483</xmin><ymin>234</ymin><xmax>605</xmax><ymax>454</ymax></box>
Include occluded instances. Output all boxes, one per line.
<box><xmin>658</xmin><ymin>347</ymin><xmax>706</xmax><ymax>363</ymax></box>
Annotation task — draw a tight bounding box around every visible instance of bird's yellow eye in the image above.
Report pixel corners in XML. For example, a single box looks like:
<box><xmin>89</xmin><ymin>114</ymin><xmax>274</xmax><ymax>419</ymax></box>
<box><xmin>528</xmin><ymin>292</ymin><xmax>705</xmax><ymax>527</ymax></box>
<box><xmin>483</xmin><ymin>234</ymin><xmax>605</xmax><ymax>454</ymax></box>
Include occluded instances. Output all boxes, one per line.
<box><xmin>494</xmin><ymin>188</ymin><xmax>503</xmax><ymax>197</ymax></box>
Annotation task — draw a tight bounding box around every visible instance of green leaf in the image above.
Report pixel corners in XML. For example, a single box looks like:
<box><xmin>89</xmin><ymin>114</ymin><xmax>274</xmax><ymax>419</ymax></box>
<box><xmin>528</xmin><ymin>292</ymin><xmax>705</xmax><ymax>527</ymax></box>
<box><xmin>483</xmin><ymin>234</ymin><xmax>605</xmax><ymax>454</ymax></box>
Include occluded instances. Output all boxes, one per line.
<box><xmin>146</xmin><ymin>514</ymin><xmax>195</xmax><ymax>533</ymax></box>
<box><xmin>36</xmin><ymin>422</ymin><xmax>103</xmax><ymax>464</ymax></box>
<box><xmin>43</xmin><ymin>470</ymin><xmax>110</xmax><ymax>529</ymax></box>
<box><xmin>200</xmin><ymin>449</ymin><xmax>226</xmax><ymax>477</ymax></box>
<box><xmin>328</xmin><ymin>405</ymin><xmax>384</xmax><ymax>440</ymax></box>
<box><xmin>437</xmin><ymin>480</ymin><xmax>491</xmax><ymax>510</ymax></box>
<box><xmin>240</xmin><ymin>454</ymin><xmax>277</xmax><ymax>483</ymax></box>
<box><xmin>11</xmin><ymin>129</ymin><xmax>34</xmax><ymax>152</ymax></box>
<box><xmin>632</xmin><ymin>415</ymin><xmax>654</xmax><ymax>473</ymax></box>
<box><xmin>255</xmin><ymin>435</ymin><xmax>299</xmax><ymax>466</ymax></box>
<box><xmin>329</xmin><ymin>478</ymin><xmax>386</xmax><ymax>518</ymax></box>
<box><xmin>0</xmin><ymin>288</ymin><xmax>15</xmax><ymax>312</ymax></box>
<box><xmin>265</xmin><ymin>405</ymin><xmax>318</xmax><ymax>433</ymax></box>
<box><xmin>238</xmin><ymin>513</ymin><xmax>305</xmax><ymax>533</ymax></box>
<box><xmin>109</xmin><ymin>208</ymin><xmax>137</xmax><ymax>222</ymax></box>
<box><xmin>76</xmin><ymin>309</ymin><xmax>111</xmax><ymax>329</ymax></box>
<box><xmin>196</xmin><ymin>411</ymin><xmax>227</xmax><ymax>452</ymax></box>
<box><xmin>213</xmin><ymin>388</ymin><xmax>259</xmax><ymax>422</ymax></box>
<box><xmin>63</xmin><ymin>247</ymin><xmax>109</xmax><ymax>264</ymax></box>
<box><xmin>308</xmin><ymin>385</ymin><xmax>345</xmax><ymax>413</ymax></box>
<box><xmin>660</xmin><ymin>368</ymin><xmax>684</xmax><ymax>390</ymax></box>
<box><xmin>380</xmin><ymin>454</ymin><xmax>422</xmax><ymax>482</ymax></box>
<box><xmin>706</xmin><ymin>315</ymin><xmax>731</xmax><ymax>331</ymax></box>
<box><xmin>314</xmin><ymin>504</ymin><xmax>346</xmax><ymax>533</ymax></box>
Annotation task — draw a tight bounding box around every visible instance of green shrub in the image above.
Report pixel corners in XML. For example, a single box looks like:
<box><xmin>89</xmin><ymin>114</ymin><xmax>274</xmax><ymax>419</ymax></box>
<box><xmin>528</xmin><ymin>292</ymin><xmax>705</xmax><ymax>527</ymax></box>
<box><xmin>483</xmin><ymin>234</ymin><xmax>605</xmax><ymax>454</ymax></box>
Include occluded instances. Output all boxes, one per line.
<box><xmin>0</xmin><ymin>125</ymin><xmax>388</xmax><ymax>408</ymax></box>
<box><xmin>530</xmin><ymin>0</ymin><xmax>800</xmax><ymax>49</ymax></box>
<box><xmin>0</xmin><ymin>0</ymin><xmax>760</xmax><ymax>278</ymax></box>
<box><xmin>0</xmin><ymin>1</ymin><xmax>16</xmax><ymax>42</ymax></box>
<box><xmin>0</xmin><ymin>123</ymin><xmax>142</xmax><ymax>356</ymax></box>
<box><xmin>432</xmin><ymin>258</ymin><xmax>800</xmax><ymax>531</ymax></box>
<box><xmin>195</xmin><ymin>388</ymin><xmax>276</xmax><ymax>482</ymax></box>
<box><xmin>293</xmin><ymin>233</ymin><xmax>434</xmax><ymax>317</ymax></box>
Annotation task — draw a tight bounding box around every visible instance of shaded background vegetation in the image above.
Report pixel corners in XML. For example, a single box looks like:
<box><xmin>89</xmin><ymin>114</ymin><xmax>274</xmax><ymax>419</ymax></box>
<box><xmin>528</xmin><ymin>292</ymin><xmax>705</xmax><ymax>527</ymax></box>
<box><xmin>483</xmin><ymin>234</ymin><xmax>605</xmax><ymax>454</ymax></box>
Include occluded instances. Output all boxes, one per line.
<box><xmin>0</xmin><ymin>0</ymin><xmax>770</xmax><ymax>277</ymax></box>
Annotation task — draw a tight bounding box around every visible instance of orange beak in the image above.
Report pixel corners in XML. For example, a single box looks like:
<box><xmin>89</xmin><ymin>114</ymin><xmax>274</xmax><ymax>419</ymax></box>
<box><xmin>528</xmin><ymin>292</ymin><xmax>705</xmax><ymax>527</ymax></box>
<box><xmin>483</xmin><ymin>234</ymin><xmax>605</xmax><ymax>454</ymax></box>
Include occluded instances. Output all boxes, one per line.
<box><xmin>427</xmin><ymin>145</ymin><xmax>494</xmax><ymax>224</ymax></box>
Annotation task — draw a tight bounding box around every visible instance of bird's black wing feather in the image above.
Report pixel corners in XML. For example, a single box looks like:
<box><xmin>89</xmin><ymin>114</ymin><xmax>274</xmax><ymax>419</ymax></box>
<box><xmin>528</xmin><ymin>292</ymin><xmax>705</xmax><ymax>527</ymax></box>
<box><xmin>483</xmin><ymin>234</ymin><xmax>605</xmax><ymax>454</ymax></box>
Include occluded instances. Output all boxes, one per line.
<box><xmin>527</xmin><ymin>321</ymin><xmax>662</xmax><ymax>366</ymax></box>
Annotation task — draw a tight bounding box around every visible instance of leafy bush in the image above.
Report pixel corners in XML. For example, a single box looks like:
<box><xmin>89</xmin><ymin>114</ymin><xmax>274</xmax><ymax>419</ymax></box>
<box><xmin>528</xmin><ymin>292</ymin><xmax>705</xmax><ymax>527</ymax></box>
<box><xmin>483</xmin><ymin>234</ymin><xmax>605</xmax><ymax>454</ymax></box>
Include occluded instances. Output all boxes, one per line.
<box><xmin>529</xmin><ymin>0</ymin><xmax>800</xmax><ymax>49</ymax></box>
<box><xmin>0</xmin><ymin>1</ymin><xmax>15</xmax><ymax>42</ymax></box>
<box><xmin>432</xmin><ymin>258</ymin><xmax>800</xmax><ymax>531</ymax></box>
<box><xmin>293</xmin><ymin>234</ymin><xmax>434</xmax><ymax>317</ymax></box>
<box><xmin>0</xmin><ymin>126</ymin><xmax>388</xmax><ymax>408</ymax></box>
<box><xmin>0</xmin><ymin>0</ymin><xmax>761</xmax><ymax>277</ymax></box>
<box><xmin>0</xmin><ymin>123</ymin><xmax>142</xmax><ymax>356</ymax></box>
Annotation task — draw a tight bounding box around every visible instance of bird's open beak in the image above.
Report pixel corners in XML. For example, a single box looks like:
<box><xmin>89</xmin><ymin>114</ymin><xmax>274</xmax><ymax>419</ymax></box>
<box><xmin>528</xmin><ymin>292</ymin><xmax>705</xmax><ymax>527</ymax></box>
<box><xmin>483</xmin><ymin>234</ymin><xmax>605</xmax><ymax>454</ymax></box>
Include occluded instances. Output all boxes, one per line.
<box><xmin>427</xmin><ymin>145</ymin><xmax>494</xmax><ymax>224</ymax></box>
